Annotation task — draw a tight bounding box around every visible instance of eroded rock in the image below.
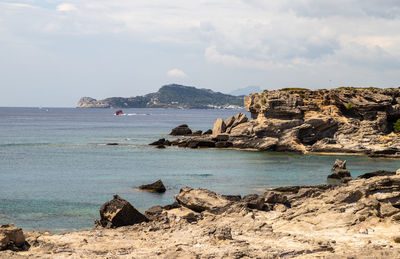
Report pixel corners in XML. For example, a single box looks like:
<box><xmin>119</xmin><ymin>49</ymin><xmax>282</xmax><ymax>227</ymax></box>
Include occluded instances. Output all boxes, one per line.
<box><xmin>97</xmin><ymin>195</ymin><xmax>148</xmax><ymax>228</ymax></box>
<box><xmin>138</xmin><ymin>180</ymin><xmax>166</xmax><ymax>193</ymax></box>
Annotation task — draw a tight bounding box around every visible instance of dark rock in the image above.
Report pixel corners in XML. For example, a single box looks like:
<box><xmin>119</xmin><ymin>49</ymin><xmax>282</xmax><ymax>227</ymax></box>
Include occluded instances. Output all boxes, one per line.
<box><xmin>192</xmin><ymin>130</ymin><xmax>202</xmax><ymax>136</ymax></box>
<box><xmin>138</xmin><ymin>180</ymin><xmax>166</xmax><ymax>193</ymax></box>
<box><xmin>187</xmin><ymin>140</ymin><xmax>216</xmax><ymax>148</ymax></box>
<box><xmin>215</xmin><ymin>141</ymin><xmax>233</xmax><ymax>148</ymax></box>
<box><xmin>170</xmin><ymin>124</ymin><xmax>192</xmax><ymax>136</ymax></box>
<box><xmin>0</xmin><ymin>223</ymin><xmax>29</xmax><ymax>251</ymax></box>
<box><xmin>162</xmin><ymin>201</ymin><xmax>180</xmax><ymax>210</ymax></box>
<box><xmin>332</xmin><ymin>159</ymin><xmax>346</xmax><ymax>171</ymax></box>
<box><xmin>212</xmin><ymin>134</ymin><xmax>229</xmax><ymax>142</ymax></box>
<box><xmin>156</xmin><ymin>144</ymin><xmax>166</xmax><ymax>149</ymax></box>
<box><xmin>264</xmin><ymin>191</ymin><xmax>289</xmax><ymax>205</ymax></box>
<box><xmin>222</xmin><ymin>195</ymin><xmax>242</xmax><ymax>202</ymax></box>
<box><xmin>106</xmin><ymin>143</ymin><xmax>119</xmax><ymax>145</ymax></box>
<box><xmin>97</xmin><ymin>195</ymin><xmax>148</xmax><ymax>228</ymax></box>
<box><xmin>357</xmin><ymin>170</ymin><xmax>396</xmax><ymax>179</ymax></box>
<box><xmin>327</xmin><ymin>169</ymin><xmax>352</xmax><ymax>180</ymax></box>
<box><xmin>242</xmin><ymin>194</ymin><xmax>268</xmax><ymax>211</ymax></box>
<box><xmin>144</xmin><ymin>206</ymin><xmax>164</xmax><ymax>221</ymax></box>
<box><xmin>203</xmin><ymin>129</ymin><xmax>212</xmax><ymax>135</ymax></box>
<box><xmin>149</xmin><ymin>138</ymin><xmax>165</xmax><ymax>145</ymax></box>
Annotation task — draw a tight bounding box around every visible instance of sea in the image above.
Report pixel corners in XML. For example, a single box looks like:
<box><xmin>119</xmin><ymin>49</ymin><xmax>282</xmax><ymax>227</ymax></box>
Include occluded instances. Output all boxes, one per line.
<box><xmin>0</xmin><ymin>107</ymin><xmax>399</xmax><ymax>233</ymax></box>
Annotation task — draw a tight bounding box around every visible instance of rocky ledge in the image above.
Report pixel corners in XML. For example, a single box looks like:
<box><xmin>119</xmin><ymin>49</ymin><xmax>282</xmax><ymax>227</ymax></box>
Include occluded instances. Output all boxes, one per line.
<box><xmin>157</xmin><ymin>88</ymin><xmax>400</xmax><ymax>157</ymax></box>
<box><xmin>3</xmin><ymin>168</ymin><xmax>400</xmax><ymax>258</ymax></box>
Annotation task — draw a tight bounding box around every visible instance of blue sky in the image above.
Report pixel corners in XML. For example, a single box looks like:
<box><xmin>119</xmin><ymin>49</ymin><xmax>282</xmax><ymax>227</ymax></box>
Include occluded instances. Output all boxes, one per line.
<box><xmin>1</xmin><ymin>0</ymin><xmax>400</xmax><ymax>107</ymax></box>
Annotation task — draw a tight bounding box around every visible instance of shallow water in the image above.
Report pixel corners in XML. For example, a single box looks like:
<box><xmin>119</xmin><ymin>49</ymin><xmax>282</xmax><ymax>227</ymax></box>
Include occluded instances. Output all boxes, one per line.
<box><xmin>0</xmin><ymin>107</ymin><xmax>399</xmax><ymax>232</ymax></box>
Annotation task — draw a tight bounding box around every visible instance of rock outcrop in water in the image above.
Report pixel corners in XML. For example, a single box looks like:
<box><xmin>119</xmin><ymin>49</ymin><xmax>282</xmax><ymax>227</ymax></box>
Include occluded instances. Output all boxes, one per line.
<box><xmin>138</xmin><ymin>180</ymin><xmax>166</xmax><ymax>193</ymax></box>
<box><xmin>160</xmin><ymin>88</ymin><xmax>400</xmax><ymax>157</ymax></box>
<box><xmin>6</xmin><ymin>168</ymin><xmax>400</xmax><ymax>258</ymax></box>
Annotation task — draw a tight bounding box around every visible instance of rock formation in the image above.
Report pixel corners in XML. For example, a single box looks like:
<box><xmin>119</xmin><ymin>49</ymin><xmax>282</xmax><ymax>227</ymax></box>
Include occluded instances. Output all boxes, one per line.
<box><xmin>138</xmin><ymin>180</ymin><xmax>166</xmax><ymax>193</ymax></box>
<box><xmin>7</xmin><ymin>170</ymin><xmax>400</xmax><ymax>258</ymax></box>
<box><xmin>95</xmin><ymin>195</ymin><xmax>148</xmax><ymax>228</ymax></box>
<box><xmin>158</xmin><ymin>88</ymin><xmax>400</xmax><ymax>156</ymax></box>
<box><xmin>169</xmin><ymin>124</ymin><xmax>192</xmax><ymax>136</ymax></box>
<box><xmin>0</xmin><ymin>224</ymin><xmax>29</xmax><ymax>251</ymax></box>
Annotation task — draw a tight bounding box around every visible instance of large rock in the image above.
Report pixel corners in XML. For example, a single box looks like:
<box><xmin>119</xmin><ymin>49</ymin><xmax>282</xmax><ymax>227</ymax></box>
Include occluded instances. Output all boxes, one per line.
<box><xmin>332</xmin><ymin>159</ymin><xmax>346</xmax><ymax>171</ymax></box>
<box><xmin>175</xmin><ymin>187</ymin><xmax>232</xmax><ymax>213</ymax></box>
<box><xmin>170</xmin><ymin>124</ymin><xmax>192</xmax><ymax>136</ymax></box>
<box><xmin>225</xmin><ymin>116</ymin><xmax>235</xmax><ymax>128</ymax></box>
<box><xmin>138</xmin><ymin>180</ymin><xmax>166</xmax><ymax>193</ymax></box>
<box><xmin>212</xmin><ymin>118</ymin><xmax>226</xmax><ymax>136</ymax></box>
<box><xmin>97</xmin><ymin>195</ymin><xmax>148</xmax><ymax>228</ymax></box>
<box><xmin>0</xmin><ymin>223</ymin><xmax>28</xmax><ymax>251</ymax></box>
<box><xmin>357</xmin><ymin>170</ymin><xmax>396</xmax><ymax>179</ymax></box>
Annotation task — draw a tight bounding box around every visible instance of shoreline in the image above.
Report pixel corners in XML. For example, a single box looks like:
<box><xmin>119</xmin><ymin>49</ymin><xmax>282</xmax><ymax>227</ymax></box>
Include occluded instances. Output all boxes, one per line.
<box><xmin>3</xmin><ymin>170</ymin><xmax>400</xmax><ymax>258</ymax></box>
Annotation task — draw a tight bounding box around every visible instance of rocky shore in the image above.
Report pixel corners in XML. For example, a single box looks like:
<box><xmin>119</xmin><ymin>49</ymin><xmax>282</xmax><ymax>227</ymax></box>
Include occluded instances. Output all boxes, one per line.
<box><xmin>155</xmin><ymin>88</ymin><xmax>400</xmax><ymax>157</ymax></box>
<box><xmin>2</xmin><ymin>167</ymin><xmax>400</xmax><ymax>258</ymax></box>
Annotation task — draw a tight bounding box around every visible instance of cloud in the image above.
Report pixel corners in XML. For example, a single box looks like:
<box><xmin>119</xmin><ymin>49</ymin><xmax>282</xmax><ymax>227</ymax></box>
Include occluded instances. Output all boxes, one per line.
<box><xmin>167</xmin><ymin>69</ymin><xmax>187</xmax><ymax>78</ymax></box>
<box><xmin>56</xmin><ymin>3</ymin><xmax>77</xmax><ymax>12</ymax></box>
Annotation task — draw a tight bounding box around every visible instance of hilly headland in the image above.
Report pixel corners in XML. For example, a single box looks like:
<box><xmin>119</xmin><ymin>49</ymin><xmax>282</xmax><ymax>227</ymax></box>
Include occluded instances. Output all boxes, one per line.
<box><xmin>77</xmin><ymin>84</ymin><xmax>244</xmax><ymax>109</ymax></box>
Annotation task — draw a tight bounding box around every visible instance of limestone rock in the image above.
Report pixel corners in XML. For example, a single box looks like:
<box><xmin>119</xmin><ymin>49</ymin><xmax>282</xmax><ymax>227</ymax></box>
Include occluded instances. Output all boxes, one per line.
<box><xmin>175</xmin><ymin>187</ymin><xmax>232</xmax><ymax>213</ymax></box>
<box><xmin>138</xmin><ymin>180</ymin><xmax>166</xmax><ymax>193</ymax></box>
<box><xmin>170</xmin><ymin>124</ymin><xmax>192</xmax><ymax>136</ymax></box>
<box><xmin>0</xmin><ymin>223</ymin><xmax>28</xmax><ymax>251</ymax></box>
<box><xmin>332</xmin><ymin>159</ymin><xmax>346</xmax><ymax>171</ymax></box>
<box><xmin>212</xmin><ymin>118</ymin><xmax>226</xmax><ymax>136</ymax></box>
<box><xmin>97</xmin><ymin>195</ymin><xmax>148</xmax><ymax>228</ymax></box>
<box><xmin>225</xmin><ymin>116</ymin><xmax>235</xmax><ymax>128</ymax></box>
<box><xmin>327</xmin><ymin>169</ymin><xmax>352</xmax><ymax>181</ymax></box>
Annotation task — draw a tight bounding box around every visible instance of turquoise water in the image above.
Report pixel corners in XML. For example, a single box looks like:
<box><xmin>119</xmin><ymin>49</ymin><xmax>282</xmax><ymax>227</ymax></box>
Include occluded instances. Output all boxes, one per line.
<box><xmin>0</xmin><ymin>107</ymin><xmax>399</xmax><ymax>233</ymax></box>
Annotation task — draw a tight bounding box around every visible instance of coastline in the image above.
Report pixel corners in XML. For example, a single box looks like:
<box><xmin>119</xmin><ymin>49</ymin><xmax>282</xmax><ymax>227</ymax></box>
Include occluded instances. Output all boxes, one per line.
<box><xmin>3</xmin><ymin>170</ymin><xmax>400</xmax><ymax>258</ymax></box>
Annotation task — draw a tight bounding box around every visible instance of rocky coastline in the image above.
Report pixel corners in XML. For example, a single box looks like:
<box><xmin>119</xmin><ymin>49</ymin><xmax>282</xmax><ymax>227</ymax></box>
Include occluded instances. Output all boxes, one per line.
<box><xmin>154</xmin><ymin>88</ymin><xmax>400</xmax><ymax>158</ymax></box>
<box><xmin>3</xmin><ymin>166</ymin><xmax>400</xmax><ymax>258</ymax></box>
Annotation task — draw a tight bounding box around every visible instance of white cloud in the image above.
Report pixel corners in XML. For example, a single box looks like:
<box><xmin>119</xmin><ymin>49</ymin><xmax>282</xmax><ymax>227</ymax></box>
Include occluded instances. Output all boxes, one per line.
<box><xmin>56</xmin><ymin>3</ymin><xmax>77</xmax><ymax>12</ymax></box>
<box><xmin>167</xmin><ymin>69</ymin><xmax>187</xmax><ymax>78</ymax></box>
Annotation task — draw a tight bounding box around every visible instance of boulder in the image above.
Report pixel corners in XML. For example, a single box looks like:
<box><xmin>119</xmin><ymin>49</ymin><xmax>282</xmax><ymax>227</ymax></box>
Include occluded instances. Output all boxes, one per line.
<box><xmin>225</xmin><ymin>116</ymin><xmax>235</xmax><ymax>128</ymax></box>
<box><xmin>187</xmin><ymin>140</ymin><xmax>216</xmax><ymax>148</ymax></box>
<box><xmin>175</xmin><ymin>187</ymin><xmax>232</xmax><ymax>213</ymax></box>
<box><xmin>144</xmin><ymin>206</ymin><xmax>164</xmax><ymax>221</ymax></box>
<box><xmin>156</xmin><ymin>144</ymin><xmax>166</xmax><ymax>149</ymax></box>
<box><xmin>332</xmin><ymin>159</ymin><xmax>346</xmax><ymax>171</ymax></box>
<box><xmin>170</xmin><ymin>124</ymin><xmax>192</xmax><ymax>136</ymax></box>
<box><xmin>242</xmin><ymin>194</ymin><xmax>267</xmax><ymax>211</ymax></box>
<box><xmin>203</xmin><ymin>129</ymin><xmax>213</xmax><ymax>135</ymax></box>
<box><xmin>97</xmin><ymin>195</ymin><xmax>148</xmax><ymax>228</ymax></box>
<box><xmin>192</xmin><ymin>130</ymin><xmax>203</xmax><ymax>136</ymax></box>
<box><xmin>357</xmin><ymin>170</ymin><xmax>396</xmax><ymax>179</ymax></box>
<box><xmin>264</xmin><ymin>191</ymin><xmax>289</xmax><ymax>205</ymax></box>
<box><xmin>138</xmin><ymin>180</ymin><xmax>166</xmax><ymax>193</ymax></box>
<box><xmin>227</xmin><ymin>113</ymin><xmax>248</xmax><ymax>132</ymax></box>
<box><xmin>149</xmin><ymin>138</ymin><xmax>166</xmax><ymax>145</ymax></box>
<box><xmin>0</xmin><ymin>223</ymin><xmax>29</xmax><ymax>251</ymax></box>
<box><xmin>327</xmin><ymin>169</ymin><xmax>352</xmax><ymax>181</ymax></box>
<box><xmin>212</xmin><ymin>118</ymin><xmax>226</xmax><ymax>136</ymax></box>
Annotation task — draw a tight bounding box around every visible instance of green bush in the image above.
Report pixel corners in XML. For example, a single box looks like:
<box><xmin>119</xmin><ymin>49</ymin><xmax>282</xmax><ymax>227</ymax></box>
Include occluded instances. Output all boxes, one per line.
<box><xmin>345</xmin><ymin>103</ymin><xmax>354</xmax><ymax>110</ymax></box>
<box><xmin>394</xmin><ymin>119</ymin><xmax>400</xmax><ymax>133</ymax></box>
<box><xmin>261</xmin><ymin>98</ymin><xmax>266</xmax><ymax>104</ymax></box>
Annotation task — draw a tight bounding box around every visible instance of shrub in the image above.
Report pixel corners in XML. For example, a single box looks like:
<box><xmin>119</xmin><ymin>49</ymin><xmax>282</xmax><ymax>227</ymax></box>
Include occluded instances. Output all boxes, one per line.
<box><xmin>255</xmin><ymin>103</ymin><xmax>261</xmax><ymax>109</ymax></box>
<box><xmin>261</xmin><ymin>98</ymin><xmax>266</xmax><ymax>104</ymax></box>
<box><xmin>394</xmin><ymin>119</ymin><xmax>400</xmax><ymax>133</ymax></box>
<box><xmin>345</xmin><ymin>103</ymin><xmax>354</xmax><ymax>110</ymax></box>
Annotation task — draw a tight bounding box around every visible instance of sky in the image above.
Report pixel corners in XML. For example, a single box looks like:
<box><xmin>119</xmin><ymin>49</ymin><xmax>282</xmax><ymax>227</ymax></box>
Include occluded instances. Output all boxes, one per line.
<box><xmin>1</xmin><ymin>0</ymin><xmax>400</xmax><ymax>107</ymax></box>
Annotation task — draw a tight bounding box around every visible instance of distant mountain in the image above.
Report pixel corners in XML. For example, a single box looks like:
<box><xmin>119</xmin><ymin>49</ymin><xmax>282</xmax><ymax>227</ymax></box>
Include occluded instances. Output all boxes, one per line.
<box><xmin>229</xmin><ymin>86</ymin><xmax>262</xmax><ymax>96</ymax></box>
<box><xmin>77</xmin><ymin>84</ymin><xmax>244</xmax><ymax>109</ymax></box>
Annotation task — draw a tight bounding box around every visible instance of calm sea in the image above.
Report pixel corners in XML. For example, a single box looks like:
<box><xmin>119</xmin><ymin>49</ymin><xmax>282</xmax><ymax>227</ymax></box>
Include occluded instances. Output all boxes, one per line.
<box><xmin>0</xmin><ymin>107</ymin><xmax>399</xmax><ymax>233</ymax></box>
